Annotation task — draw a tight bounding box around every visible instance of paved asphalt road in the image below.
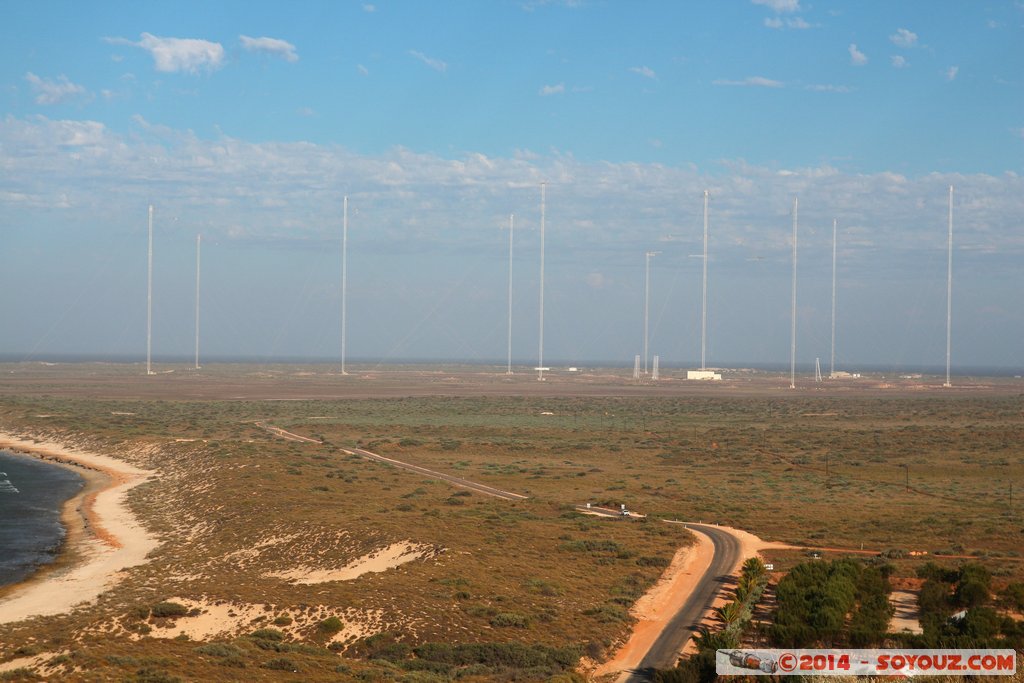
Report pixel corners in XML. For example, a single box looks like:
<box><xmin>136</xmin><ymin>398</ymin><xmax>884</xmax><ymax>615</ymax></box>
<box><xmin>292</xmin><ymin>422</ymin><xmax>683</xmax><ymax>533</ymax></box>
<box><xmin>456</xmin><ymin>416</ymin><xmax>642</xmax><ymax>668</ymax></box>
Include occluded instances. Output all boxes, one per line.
<box><xmin>621</xmin><ymin>523</ymin><xmax>742</xmax><ymax>682</ymax></box>
<box><xmin>264</xmin><ymin>423</ymin><xmax>738</xmax><ymax>682</ymax></box>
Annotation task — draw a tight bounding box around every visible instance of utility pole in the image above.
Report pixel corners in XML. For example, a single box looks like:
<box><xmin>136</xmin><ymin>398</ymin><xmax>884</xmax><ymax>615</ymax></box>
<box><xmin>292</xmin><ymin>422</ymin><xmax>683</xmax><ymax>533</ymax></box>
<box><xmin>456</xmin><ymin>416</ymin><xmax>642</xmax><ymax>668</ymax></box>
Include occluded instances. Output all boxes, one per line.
<box><xmin>194</xmin><ymin>234</ymin><xmax>201</xmax><ymax>370</ymax></box>
<box><xmin>830</xmin><ymin>218</ymin><xmax>837</xmax><ymax>378</ymax></box>
<box><xmin>506</xmin><ymin>213</ymin><xmax>514</xmax><ymax>375</ymax></box>
<box><xmin>643</xmin><ymin>251</ymin><xmax>659</xmax><ymax>374</ymax></box>
<box><xmin>146</xmin><ymin>204</ymin><xmax>154</xmax><ymax>376</ymax></box>
<box><xmin>790</xmin><ymin>197</ymin><xmax>798</xmax><ymax>390</ymax></box>
<box><xmin>341</xmin><ymin>196</ymin><xmax>349</xmax><ymax>375</ymax></box>
<box><xmin>701</xmin><ymin>190</ymin><xmax>710</xmax><ymax>370</ymax></box>
<box><xmin>537</xmin><ymin>183</ymin><xmax>546</xmax><ymax>381</ymax></box>
<box><xmin>944</xmin><ymin>185</ymin><xmax>953</xmax><ymax>388</ymax></box>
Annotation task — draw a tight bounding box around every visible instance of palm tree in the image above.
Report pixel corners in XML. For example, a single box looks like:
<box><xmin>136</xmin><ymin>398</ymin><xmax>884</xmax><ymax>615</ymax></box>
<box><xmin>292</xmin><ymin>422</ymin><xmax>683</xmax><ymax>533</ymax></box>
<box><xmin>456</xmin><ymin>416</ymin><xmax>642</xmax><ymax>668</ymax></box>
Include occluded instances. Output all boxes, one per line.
<box><xmin>742</xmin><ymin>556</ymin><xmax>767</xmax><ymax>580</ymax></box>
<box><xmin>714</xmin><ymin>600</ymin><xmax>745</xmax><ymax>625</ymax></box>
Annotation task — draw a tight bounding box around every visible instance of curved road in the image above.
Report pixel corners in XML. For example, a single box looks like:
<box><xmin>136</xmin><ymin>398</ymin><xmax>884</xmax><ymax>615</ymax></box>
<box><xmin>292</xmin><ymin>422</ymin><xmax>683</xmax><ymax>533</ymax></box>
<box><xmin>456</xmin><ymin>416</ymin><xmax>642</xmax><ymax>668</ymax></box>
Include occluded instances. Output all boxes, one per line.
<box><xmin>621</xmin><ymin>523</ymin><xmax>742</xmax><ymax>682</ymax></box>
<box><xmin>260</xmin><ymin>421</ymin><xmax>742</xmax><ymax>681</ymax></box>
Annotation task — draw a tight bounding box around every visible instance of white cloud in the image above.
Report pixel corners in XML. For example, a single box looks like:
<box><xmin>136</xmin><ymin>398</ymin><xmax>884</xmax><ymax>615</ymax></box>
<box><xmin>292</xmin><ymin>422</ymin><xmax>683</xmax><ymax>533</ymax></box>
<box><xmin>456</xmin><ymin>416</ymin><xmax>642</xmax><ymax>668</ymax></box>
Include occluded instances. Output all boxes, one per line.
<box><xmin>24</xmin><ymin>73</ymin><xmax>89</xmax><ymax>105</ymax></box>
<box><xmin>713</xmin><ymin>76</ymin><xmax>784</xmax><ymax>88</ymax></box>
<box><xmin>106</xmin><ymin>33</ymin><xmax>225</xmax><ymax>74</ymax></box>
<box><xmin>806</xmin><ymin>84</ymin><xmax>852</xmax><ymax>93</ymax></box>
<box><xmin>766</xmin><ymin>16</ymin><xmax>813</xmax><ymax>29</ymax></box>
<box><xmin>539</xmin><ymin>82</ymin><xmax>565</xmax><ymax>95</ymax></box>
<box><xmin>357</xmin><ymin>64</ymin><xmax>369</xmax><ymax>76</ymax></box>
<box><xmin>629</xmin><ymin>66</ymin><xmax>656</xmax><ymax>79</ymax></box>
<box><xmin>751</xmin><ymin>0</ymin><xmax>800</xmax><ymax>12</ymax></box>
<box><xmin>891</xmin><ymin>55</ymin><xmax>908</xmax><ymax>69</ymax></box>
<box><xmin>239</xmin><ymin>35</ymin><xmax>298</xmax><ymax>63</ymax></box>
<box><xmin>945</xmin><ymin>66</ymin><xmax>959</xmax><ymax>81</ymax></box>
<box><xmin>889</xmin><ymin>28</ymin><xmax>918</xmax><ymax>48</ymax></box>
<box><xmin>4</xmin><ymin>113</ymin><xmax>1020</xmax><ymax>266</ymax></box>
<box><xmin>363</xmin><ymin>3</ymin><xmax>376</xmax><ymax>11</ymax></box>
<box><xmin>848</xmin><ymin>43</ymin><xmax>868</xmax><ymax>66</ymax></box>
<box><xmin>409</xmin><ymin>50</ymin><xmax>447</xmax><ymax>73</ymax></box>
<box><xmin>3</xmin><ymin>114</ymin><xmax>1023</xmax><ymax>366</ymax></box>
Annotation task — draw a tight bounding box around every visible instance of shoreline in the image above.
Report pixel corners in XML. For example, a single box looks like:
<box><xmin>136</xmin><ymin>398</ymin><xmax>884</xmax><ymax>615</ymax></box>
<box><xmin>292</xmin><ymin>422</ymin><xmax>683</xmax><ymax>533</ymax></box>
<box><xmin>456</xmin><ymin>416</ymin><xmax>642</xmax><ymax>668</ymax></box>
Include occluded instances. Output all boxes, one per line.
<box><xmin>0</xmin><ymin>432</ymin><xmax>159</xmax><ymax>624</ymax></box>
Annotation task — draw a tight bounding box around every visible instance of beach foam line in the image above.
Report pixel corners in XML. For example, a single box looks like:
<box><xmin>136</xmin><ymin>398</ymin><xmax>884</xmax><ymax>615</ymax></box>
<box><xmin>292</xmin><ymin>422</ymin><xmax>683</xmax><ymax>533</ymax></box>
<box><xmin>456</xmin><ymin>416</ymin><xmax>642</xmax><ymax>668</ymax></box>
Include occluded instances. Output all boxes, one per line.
<box><xmin>0</xmin><ymin>432</ymin><xmax>159</xmax><ymax>624</ymax></box>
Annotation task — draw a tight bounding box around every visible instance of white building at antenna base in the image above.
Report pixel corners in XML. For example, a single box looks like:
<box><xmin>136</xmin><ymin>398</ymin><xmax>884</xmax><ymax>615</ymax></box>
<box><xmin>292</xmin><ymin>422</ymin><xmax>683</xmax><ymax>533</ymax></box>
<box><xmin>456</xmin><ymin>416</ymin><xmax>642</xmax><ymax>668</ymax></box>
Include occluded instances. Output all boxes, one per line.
<box><xmin>687</xmin><ymin>370</ymin><xmax>722</xmax><ymax>381</ymax></box>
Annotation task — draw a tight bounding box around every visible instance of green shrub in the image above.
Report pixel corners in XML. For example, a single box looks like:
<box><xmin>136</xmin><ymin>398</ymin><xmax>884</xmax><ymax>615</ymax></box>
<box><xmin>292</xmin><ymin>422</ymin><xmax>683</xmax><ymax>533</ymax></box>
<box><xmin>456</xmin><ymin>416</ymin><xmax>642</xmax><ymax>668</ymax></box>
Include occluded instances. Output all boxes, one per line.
<box><xmin>413</xmin><ymin>642</ymin><xmax>579</xmax><ymax>669</ymax></box>
<box><xmin>128</xmin><ymin>668</ymin><xmax>182</xmax><ymax>683</ymax></box>
<box><xmin>319</xmin><ymin>616</ymin><xmax>344</xmax><ymax>634</ymax></box>
<box><xmin>583</xmin><ymin>603</ymin><xmax>628</xmax><ymax>623</ymax></box>
<box><xmin>150</xmin><ymin>601</ymin><xmax>189</xmax><ymax>618</ymax></box>
<box><xmin>489</xmin><ymin>612</ymin><xmax>530</xmax><ymax>628</ymax></box>
<box><xmin>194</xmin><ymin>643</ymin><xmax>244</xmax><ymax>658</ymax></box>
<box><xmin>249</xmin><ymin>628</ymin><xmax>285</xmax><ymax>642</ymax></box>
<box><xmin>262</xmin><ymin>657</ymin><xmax>298</xmax><ymax>671</ymax></box>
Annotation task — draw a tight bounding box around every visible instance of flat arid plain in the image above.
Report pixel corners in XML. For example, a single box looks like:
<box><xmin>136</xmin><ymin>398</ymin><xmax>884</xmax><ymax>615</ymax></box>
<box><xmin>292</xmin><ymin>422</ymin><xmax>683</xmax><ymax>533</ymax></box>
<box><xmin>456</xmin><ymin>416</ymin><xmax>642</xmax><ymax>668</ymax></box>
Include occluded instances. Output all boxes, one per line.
<box><xmin>0</xmin><ymin>363</ymin><xmax>1022</xmax><ymax>682</ymax></box>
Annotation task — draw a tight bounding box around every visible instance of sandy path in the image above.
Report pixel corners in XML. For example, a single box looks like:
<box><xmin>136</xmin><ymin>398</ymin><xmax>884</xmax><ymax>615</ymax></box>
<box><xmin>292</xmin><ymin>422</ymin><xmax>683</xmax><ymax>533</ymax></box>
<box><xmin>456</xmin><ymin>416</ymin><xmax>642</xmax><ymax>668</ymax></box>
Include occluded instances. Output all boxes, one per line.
<box><xmin>889</xmin><ymin>590</ymin><xmax>923</xmax><ymax>634</ymax></box>
<box><xmin>0</xmin><ymin>433</ymin><xmax>159</xmax><ymax>624</ymax></box>
<box><xmin>343</xmin><ymin>446</ymin><xmax>530</xmax><ymax>501</ymax></box>
<box><xmin>255</xmin><ymin>421</ymin><xmax>323</xmax><ymax>444</ymax></box>
<box><xmin>592</xmin><ymin>531</ymin><xmax>714</xmax><ymax>679</ymax></box>
<box><xmin>593</xmin><ymin>523</ymin><xmax>792</xmax><ymax>681</ymax></box>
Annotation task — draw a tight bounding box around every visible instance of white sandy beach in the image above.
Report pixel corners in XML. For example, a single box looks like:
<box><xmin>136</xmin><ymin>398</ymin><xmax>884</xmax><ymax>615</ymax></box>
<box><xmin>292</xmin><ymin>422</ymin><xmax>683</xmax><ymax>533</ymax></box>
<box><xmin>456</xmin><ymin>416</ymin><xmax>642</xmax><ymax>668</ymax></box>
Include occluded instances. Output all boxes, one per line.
<box><xmin>0</xmin><ymin>432</ymin><xmax>159</xmax><ymax>624</ymax></box>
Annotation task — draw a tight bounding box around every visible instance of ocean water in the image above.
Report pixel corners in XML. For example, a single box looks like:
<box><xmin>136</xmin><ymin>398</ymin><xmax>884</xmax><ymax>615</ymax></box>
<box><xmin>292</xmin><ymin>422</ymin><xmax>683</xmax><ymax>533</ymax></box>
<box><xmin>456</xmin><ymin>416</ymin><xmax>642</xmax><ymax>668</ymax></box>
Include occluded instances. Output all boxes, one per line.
<box><xmin>0</xmin><ymin>450</ymin><xmax>85</xmax><ymax>588</ymax></box>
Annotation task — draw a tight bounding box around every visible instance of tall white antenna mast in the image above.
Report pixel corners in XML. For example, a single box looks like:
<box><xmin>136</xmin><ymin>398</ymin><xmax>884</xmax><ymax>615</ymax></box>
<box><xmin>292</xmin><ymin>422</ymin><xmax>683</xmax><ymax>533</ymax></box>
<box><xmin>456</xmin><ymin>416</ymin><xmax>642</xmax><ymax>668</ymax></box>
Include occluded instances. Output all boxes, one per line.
<box><xmin>830</xmin><ymin>218</ymin><xmax>837</xmax><ymax>378</ymax></box>
<box><xmin>945</xmin><ymin>185</ymin><xmax>953</xmax><ymax>388</ymax></box>
<box><xmin>341</xmin><ymin>196</ymin><xmax>349</xmax><ymax>376</ymax></box>
<box><xmin>790</xmin><ymin>197</ymin><xmax>798</xmax><ymax>390</ymax></box>
<box><xmin>701</xmin><ymin>190</ymin><xmax>709</xmax><ymax>370</ymax></box>
<box><xmin>506</xmin><ymin>213</ymin><xmax>514</xmax><ymax>375</ymax></box>
<box><xmin>537</xmin><ymin>183</ymin><xmax>546</xmax><ymax>381</ymax></box>
<box><xmin>194</xmin><ymin>233</ymin><xmax>201</xmax><ymax>370</ymax></box>
<box><xmin>643</xmin><ymin>251</ymin><xmax>659</xmax><ymax>374</ymax></box>
<box><xmin>146</xmin><ymin>204</ymin><xmax>154</xmax><ymax>376</ymax></box>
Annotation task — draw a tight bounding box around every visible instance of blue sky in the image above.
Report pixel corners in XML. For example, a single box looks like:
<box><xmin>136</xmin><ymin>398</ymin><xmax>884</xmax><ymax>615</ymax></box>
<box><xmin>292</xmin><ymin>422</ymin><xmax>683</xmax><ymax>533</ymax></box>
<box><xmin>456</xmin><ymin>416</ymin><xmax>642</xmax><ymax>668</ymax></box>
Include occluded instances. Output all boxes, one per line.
<box><xmin>1</xmin><ymin>1</ymin><xmax>1023</xmax><ymax>370</ymax></box>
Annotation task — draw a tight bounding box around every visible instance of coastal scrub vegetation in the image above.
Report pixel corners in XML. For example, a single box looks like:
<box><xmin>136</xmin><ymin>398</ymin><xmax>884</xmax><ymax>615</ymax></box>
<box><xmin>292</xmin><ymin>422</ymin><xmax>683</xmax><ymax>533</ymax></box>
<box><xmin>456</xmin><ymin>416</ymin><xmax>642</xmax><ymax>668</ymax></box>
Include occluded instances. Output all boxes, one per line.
<box><xmin>0</xmin><ymin>364</ymin><xmax>1022</xmax><ymax>681</ymax></box>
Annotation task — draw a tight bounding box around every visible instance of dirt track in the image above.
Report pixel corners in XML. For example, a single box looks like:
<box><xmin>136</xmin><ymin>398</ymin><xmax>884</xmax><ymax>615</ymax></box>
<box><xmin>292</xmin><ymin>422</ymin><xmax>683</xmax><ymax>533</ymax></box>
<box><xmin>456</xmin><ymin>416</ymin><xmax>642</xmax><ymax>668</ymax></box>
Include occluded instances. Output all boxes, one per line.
<box><xmin>341</xmin><ymin>446</ymin><xmax>530</xmax><ymax>501</ymax></box>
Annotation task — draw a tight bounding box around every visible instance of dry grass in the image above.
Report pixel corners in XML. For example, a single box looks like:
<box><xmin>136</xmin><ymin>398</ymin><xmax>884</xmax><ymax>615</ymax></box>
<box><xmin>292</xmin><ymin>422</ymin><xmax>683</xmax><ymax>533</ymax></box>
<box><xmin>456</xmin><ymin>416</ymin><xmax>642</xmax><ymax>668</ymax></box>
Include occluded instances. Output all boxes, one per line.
<box><xmin>0</xmin><ymin>364</ymin><xmax>1021</xmax><ymax>681</ymax></box>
